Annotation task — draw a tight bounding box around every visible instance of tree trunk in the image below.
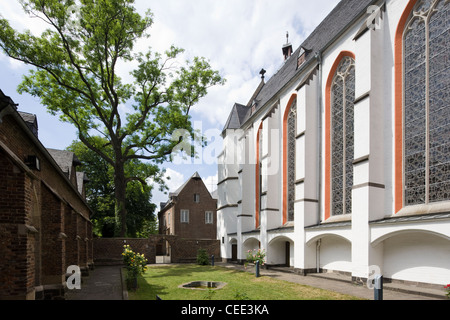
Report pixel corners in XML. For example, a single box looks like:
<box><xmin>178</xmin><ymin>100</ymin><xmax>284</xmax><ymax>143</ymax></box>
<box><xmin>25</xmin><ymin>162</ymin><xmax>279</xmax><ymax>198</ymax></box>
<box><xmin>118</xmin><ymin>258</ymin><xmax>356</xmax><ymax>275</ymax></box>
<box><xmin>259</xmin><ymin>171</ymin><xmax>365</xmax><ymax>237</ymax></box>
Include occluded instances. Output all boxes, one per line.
<box><xmin>114</xmin><ymin>160</ymin><xmax>128</xmax><ymax>237</ymax></box>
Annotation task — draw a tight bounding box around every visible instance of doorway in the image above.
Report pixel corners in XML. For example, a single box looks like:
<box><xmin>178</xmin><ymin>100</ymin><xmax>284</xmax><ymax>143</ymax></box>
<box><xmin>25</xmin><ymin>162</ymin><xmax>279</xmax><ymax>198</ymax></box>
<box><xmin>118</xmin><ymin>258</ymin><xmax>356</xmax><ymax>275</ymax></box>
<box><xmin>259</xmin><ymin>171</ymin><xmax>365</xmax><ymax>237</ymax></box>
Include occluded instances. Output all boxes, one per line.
<box><xmin>231</xmin><ymin>244</ymin><xmax>237</xmax><ymax>261</ymax></box>
<box><xmin>285</xmin><ymin>242</ymin><xmax>290</xmax><ymax>267</ymax></box>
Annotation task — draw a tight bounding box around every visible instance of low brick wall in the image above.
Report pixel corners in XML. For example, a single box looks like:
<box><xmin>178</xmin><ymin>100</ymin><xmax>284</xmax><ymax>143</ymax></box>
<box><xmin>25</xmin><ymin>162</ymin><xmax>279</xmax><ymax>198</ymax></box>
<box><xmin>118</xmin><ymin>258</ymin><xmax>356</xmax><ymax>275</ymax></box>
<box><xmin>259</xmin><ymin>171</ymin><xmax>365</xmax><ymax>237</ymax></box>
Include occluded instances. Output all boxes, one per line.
<box><xmin>93</xmin><ymin>236</ymin><xmax>220</xmax><ymax>265</ymax></box>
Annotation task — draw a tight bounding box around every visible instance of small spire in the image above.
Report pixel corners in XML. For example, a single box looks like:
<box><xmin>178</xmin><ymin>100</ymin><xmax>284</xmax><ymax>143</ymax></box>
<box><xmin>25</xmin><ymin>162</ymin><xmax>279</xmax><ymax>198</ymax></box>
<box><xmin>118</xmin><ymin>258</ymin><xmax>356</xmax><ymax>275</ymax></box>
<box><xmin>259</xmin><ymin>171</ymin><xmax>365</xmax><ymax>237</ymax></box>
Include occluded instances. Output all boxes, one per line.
<box><xmin>282</xmin><ymin>31</ymin><xmax>293</xmax><ymax>61</ymax></box>
<box><xmin>259</xmin><ymin>68</ymin><xmax>266</xmax><ymax>80</ymax></box>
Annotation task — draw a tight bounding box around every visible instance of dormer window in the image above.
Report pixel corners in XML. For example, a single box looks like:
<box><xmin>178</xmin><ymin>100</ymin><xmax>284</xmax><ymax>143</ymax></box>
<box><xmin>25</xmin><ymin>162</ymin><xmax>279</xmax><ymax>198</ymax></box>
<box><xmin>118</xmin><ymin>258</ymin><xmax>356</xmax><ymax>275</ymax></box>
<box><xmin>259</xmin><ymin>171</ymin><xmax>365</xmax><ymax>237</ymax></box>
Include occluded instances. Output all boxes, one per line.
<box><xmin>297</xmin><ymin>47</ymin><xmax>310</xmax><ymax>69</ymax></box>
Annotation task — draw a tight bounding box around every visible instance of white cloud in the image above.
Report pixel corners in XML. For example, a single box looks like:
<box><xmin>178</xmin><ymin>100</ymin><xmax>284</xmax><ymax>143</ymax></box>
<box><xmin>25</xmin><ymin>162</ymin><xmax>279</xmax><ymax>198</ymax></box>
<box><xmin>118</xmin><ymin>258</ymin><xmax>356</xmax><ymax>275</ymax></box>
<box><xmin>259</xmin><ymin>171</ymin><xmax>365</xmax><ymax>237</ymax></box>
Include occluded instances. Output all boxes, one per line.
<box><xmin>203</xmin><ymin>173</ymin><xmax>218</xmax><ymax>194</ymax></box>
<box><xmin>149</xmin><ymin>167</ymin><xmax>185</xmax><ymax>208</ymax></box>
<box><xmin>0</xmin><ymin>1</ymin><xmax>49</xmax><ymax>35</ymax></box>
<box><xmin>149</xmin><ymin>168</ymin><xmax>218</xmax><ymax>208</ymax></box>
<box><xmin>164</xmin><ymin>168</ymin><xmax>186</xmax><ymax>191</ymax></box>
<box><xmin>131</xmin><ymin>0</ymin><xmax>341</xmax><ymax>128</ymax></box>
<box><xmin>0</xmin><ymin>0</ymin><xmax>340</xmax><ymax>206</ymax></box>
<box><xmin>1</xmin><ymin>0</ymin><xmax>340</xmax><ymax>128</ymax></box>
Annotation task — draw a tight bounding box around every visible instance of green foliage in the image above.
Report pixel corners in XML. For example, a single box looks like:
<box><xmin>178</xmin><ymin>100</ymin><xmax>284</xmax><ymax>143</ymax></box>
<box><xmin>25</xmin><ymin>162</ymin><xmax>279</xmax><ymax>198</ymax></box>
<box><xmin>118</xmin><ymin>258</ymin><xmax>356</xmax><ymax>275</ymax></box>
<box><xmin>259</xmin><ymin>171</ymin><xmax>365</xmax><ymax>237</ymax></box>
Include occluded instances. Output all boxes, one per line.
<box><xmin>128</xmin><ymin>265</ymin><xmax>363</xmax><ymax>300</ymax></box>
<box><xmin>203</xmin><ymin>289</ymin><xmax>216</xmax><ymax>300</ymax></box>
<box><xmin>196</xmin><ymin>248</ymin><xmax>210</xmax><ymax>266</ymax></box>
<box><xmin>67</xmin><ymin>139</ymin><xmax>158</xmax><ymax>237</ymax></box>
<box><xmin>122</xmin><ymin>244</ymin><xmax>148</xmax><ymax>290</ymax></box>
<box><xmin>0</xmin><ymin>0</ymin><xmax>225</xmax><ymax>236</ymax></box>
<box><xmin>246</xmin><ymin>249</ymin><xmax>266</xmax><ymax>266</ymax></box>
<box><xmin>234</xmin><ymin>290</ymin><xmax>250</xmax><ymax>300</ymax></box>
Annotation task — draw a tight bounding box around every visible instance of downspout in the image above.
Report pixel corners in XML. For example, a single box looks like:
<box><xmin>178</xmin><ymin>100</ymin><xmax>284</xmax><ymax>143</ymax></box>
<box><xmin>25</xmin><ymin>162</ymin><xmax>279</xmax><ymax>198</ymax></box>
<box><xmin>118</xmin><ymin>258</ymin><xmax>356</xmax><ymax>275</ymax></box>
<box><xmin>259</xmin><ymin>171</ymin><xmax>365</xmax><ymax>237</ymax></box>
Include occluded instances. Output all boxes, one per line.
<box><xmin>315</xmin><ymin>50</ymin><xmax>323</xmax><ymax>226</ymax></box>
<box><xmin>316</xmin><ymin>238</ymin><xmax>322</xmax><ymax>273</ymax></box>
<box><xmin>315</xmin><ymin>51</ymin><xmax>323</xmax><ymax>274</ymax></box>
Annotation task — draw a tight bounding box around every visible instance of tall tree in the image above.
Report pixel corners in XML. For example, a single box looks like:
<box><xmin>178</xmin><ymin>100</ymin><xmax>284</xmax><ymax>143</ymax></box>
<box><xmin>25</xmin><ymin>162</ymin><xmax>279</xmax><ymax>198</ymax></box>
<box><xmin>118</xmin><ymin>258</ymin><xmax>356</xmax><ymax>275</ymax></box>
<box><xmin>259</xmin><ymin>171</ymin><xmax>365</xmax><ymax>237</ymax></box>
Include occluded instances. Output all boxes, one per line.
<box><xmin>0</xmin><ymin>0</ymin><xmax>224</xmax><ymax>236</ymax></box>
<box><xmin>68</xmin><ymin>139</ymin><xmax>158</xmax><ymax>237</ymax></box>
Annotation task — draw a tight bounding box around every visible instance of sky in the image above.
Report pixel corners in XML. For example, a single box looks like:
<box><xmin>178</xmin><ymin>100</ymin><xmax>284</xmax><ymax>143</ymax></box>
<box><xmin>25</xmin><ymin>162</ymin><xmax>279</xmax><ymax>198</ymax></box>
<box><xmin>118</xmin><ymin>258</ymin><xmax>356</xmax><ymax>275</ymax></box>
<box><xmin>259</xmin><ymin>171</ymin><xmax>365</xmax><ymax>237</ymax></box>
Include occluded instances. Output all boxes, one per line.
<box><xmin>0</xmin><ymin>0</ymin><xmax>340</xmax><ymax>208</ymax></box>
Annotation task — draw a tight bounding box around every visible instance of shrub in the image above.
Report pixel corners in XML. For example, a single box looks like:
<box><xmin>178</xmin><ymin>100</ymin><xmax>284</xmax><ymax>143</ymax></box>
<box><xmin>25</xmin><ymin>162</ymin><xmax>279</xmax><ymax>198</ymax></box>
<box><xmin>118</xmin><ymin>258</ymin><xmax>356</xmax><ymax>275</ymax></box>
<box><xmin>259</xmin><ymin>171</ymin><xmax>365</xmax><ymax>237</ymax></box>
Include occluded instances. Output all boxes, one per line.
<box><xmin>246</xmin><ymin>249</ymin><xmax>266</xmax><ymax>266</ymax></box>
<box><xmin>234</xmin><ymin>290</ymin><xmax>250</xmax><ymax>300</ymax></box>
<box><xmin>122</xmin><ymin>245</ymin><xmax>148</xmax><ymax>290</ymax></box>
<box><xmin>197</xmin><ymin>248</ymin><xmax>210</xmax><ymax>266</ymax></box>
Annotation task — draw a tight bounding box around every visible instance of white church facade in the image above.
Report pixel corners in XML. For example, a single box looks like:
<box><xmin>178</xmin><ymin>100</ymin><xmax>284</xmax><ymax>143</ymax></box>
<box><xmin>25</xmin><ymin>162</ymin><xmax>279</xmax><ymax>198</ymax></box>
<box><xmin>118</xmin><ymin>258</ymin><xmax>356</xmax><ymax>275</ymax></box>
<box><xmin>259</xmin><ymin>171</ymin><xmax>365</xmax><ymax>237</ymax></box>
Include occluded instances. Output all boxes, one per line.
<box><xmin>217</xmin><ymin>0</ymin><xmax>450</xmax><ymax>287</ymax></box>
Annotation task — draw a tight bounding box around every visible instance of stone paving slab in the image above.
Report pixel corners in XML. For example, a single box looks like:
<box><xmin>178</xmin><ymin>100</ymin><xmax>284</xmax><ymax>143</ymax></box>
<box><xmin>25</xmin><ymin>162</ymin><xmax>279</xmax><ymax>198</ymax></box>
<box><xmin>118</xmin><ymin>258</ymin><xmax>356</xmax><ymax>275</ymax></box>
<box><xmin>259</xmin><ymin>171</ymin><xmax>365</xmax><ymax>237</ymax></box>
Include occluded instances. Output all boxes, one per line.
<box><xmin>66</xmin><ymin>266</ymin><xmax>124</xmax><ymax>300</ymax></box>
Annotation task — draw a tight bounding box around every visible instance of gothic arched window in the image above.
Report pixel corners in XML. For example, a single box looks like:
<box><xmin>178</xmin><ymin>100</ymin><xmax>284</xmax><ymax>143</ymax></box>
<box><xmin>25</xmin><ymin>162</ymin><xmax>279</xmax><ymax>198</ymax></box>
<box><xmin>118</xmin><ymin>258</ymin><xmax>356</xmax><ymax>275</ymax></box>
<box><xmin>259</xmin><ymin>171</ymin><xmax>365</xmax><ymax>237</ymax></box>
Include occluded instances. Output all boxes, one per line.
<box><xmin>403</xmin><ymin>0</ymin><xmax>450</xmax><ymax>206</ymax></box>
<box><xmin>287</xmin><ymin>99</ymin><xmax>297</xmax><ymax>222</ymax></box>
<box><xmin>331</xmin><ymin>56</ymin><xmax>355</xmax><ymax>216</ymax></box>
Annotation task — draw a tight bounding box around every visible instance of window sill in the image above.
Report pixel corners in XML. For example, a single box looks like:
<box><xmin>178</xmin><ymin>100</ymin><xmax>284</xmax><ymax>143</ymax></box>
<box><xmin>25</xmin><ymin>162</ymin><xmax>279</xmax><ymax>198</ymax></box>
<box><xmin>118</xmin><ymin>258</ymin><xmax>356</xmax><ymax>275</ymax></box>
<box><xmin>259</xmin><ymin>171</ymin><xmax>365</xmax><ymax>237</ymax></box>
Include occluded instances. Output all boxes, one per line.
<box><xmin>323</xmin><ymin>214</ymin><xmax>352</xmax><ymax>224</ymax></box>
<box><xmin>394</xmin><ymin>201</ymin><xmax>450</xmax><ymax>218</ymax></box>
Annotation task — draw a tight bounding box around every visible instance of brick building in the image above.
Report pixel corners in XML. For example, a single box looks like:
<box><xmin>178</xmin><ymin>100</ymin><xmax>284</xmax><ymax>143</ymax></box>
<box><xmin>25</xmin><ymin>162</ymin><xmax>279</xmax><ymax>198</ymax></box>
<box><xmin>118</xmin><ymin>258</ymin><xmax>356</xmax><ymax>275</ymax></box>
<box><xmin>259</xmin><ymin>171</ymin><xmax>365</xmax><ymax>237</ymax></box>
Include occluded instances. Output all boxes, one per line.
<box><xmin>0</xmin><ymin>90</ymin><xmax>93</xmax><ymax>300</ymax></box>
<box><xmin>158</xmin><ymin>172</ymin><xmax>217</xmax><ymax>242</ymax></box>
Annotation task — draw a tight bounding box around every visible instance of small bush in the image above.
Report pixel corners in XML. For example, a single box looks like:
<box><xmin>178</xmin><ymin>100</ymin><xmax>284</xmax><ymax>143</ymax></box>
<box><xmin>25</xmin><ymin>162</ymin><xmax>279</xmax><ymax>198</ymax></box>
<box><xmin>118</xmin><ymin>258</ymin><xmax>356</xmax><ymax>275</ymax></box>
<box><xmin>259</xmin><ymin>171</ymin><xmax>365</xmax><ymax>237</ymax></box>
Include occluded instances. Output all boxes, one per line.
<box><xmin>122</xmin><ymin>245</ymin><xmax>148</xmax><ymax>290</ymax></box>
<box><xmin>246</xmin><ymin>249</ymin><xmax>266</xmax><ymax>266</ymax></box>
<box><xmin>203</xmin><ymin>289</ymin><xmax>216</xmax><ymax>300</ymax></box>
<box><xmin>196</xmin><ymin>248</ymin><xmax>210</xmax><ymax>265</ymax></box>
<box><xmin>234</xmin><ymin>290</ymin><xmax>250</xmax><ymax>300</ymax></box>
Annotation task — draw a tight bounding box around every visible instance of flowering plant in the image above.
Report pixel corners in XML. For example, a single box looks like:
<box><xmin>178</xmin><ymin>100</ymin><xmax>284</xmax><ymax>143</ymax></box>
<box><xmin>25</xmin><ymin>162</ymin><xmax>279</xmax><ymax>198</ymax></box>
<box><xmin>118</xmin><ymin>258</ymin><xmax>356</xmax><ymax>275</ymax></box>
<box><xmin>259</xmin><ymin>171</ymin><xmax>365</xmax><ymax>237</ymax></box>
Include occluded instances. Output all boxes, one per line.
<box><xmin>246</xmin><ymin>249</ymin><xmax>266</xmax><ymax>266</ymax></box>
<box><xmin>445</xmin><ymin>284</ymin><xmax>450</xmax><ymax>299</ymax></box>
<box><xmin>122</xmin><ymin>245</ymin><xmax>148</xmax><ymax>289</ymax></box>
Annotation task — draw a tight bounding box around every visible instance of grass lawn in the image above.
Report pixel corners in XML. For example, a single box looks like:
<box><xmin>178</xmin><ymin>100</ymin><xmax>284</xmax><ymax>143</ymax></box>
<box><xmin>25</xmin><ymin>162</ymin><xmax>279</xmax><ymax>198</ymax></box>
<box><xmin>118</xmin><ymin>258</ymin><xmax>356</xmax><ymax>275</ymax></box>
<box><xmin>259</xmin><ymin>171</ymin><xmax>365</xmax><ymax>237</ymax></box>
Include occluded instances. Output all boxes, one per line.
<box><xmin>127</xmin><ymin>264</ymin><xmax>363</xmax><ymax>300</ymax></box>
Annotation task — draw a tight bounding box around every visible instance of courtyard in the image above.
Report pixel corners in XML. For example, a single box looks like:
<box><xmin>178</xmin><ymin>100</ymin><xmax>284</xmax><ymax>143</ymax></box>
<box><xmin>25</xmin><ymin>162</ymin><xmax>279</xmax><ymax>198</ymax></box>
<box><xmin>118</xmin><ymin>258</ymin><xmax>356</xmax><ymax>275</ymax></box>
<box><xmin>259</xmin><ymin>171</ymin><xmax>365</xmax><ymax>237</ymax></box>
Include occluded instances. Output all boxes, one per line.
<box><xmin>127</xmin><ymin>264</ymin><xmax>362</xmax><ymax>300</ymax></box>
<box><xmin>66</xmin><ymin>263</ymin><xmax>446</xmax><ymax>301</ymax></box>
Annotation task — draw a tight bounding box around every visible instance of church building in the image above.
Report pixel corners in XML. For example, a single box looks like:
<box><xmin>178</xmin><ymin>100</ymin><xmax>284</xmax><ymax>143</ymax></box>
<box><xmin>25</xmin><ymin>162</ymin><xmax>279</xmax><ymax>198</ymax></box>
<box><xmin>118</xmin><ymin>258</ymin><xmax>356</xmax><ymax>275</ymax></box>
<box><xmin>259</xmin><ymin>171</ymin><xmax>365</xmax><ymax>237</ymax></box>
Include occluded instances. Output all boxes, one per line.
<box><xmin>217</xmin><ymin>0</ymin><xmax>450</xmax><ymax>287</ymax></box>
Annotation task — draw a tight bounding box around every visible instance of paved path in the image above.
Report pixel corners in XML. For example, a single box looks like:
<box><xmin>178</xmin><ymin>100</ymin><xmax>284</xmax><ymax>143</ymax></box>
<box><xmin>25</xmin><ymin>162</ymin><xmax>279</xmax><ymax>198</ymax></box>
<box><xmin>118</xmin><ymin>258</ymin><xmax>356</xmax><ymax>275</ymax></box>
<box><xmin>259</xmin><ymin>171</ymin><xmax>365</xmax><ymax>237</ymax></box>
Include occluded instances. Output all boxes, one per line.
<box><xmin>66</xmin><ymin>266</ymin><xmax>124</xmax><ymax>300</ymax></box>
<box><xmin>65</xmin><ymin>263</ymin><xmax>447</xmax><ymax>300</ymax></box>
<box><xmin>217</xmin><ymin>262</ymin><xmax>446</xmax><ymax>300</ymax></box>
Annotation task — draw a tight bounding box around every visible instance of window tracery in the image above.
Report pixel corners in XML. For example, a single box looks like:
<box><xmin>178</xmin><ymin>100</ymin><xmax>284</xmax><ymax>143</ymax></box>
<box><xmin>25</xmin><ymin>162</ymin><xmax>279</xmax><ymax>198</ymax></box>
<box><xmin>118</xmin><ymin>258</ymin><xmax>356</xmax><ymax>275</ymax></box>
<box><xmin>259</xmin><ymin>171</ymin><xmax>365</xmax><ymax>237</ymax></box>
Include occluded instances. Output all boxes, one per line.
<box><xmin>331</xmin><ymin>56</ymin><xmax>355</xmax><ymax>216</ymax></box>
<box><xmin>287</xmin><ymin>100</ymin><xmax>297</xmax><ymax>222</ymax></box>
<box><xmin>403</xmin><ymin>0</ymin><xmax>450</xmax><ymax>205</ymax></box>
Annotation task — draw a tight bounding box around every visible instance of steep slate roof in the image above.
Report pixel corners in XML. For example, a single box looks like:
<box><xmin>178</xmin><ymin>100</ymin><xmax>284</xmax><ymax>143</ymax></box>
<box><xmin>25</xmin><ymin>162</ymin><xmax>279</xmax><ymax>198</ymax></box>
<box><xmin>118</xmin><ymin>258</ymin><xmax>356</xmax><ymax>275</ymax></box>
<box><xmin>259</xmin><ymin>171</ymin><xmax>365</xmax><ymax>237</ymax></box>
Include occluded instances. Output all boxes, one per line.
<box><xmin>225</xmin><ymin>0</ymin><xmax>375</xmax><ymax>128</ymax></box>
<box><xmin>222</xmin><ymin>103</ymin><xmax>249</xmax><ymax>132</ymax></box>
<box><xmin>18</xmin><ymin>112</ymin><xmax>38</xmax><ymax>138</ymax></box>
<box><xmin>76</xmin><ymin>171</ymin><xmax>89</xmax><ymax>194</ymax></box>
<box><xmin>0</xmin><ymin>90</ymin><xmax>17</xmax><ymax>110</ymax></box>
<box><xmin>169</xmin><ymin>171</ymin><xmax>202</xmax><ymax>197</ymax></box>
<box><xmin>160</xmin><ymin>171</ymin><xmax>212</xmax><ymax>212</ymax></box>
<box><xmin>46</xmin><ymin>148</ymin><xmax>82</xmax><ymax>177</ymax></box>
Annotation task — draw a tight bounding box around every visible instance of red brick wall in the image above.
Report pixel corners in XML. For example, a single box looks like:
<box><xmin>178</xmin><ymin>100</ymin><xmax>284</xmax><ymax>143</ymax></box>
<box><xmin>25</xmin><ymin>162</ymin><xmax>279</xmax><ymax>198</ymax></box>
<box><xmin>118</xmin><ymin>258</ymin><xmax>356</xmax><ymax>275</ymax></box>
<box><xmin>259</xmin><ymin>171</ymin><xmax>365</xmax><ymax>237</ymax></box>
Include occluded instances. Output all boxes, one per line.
<box><xmin>93</xmin><ymin>236</ymin><xmax>220</xmax><ymax>265</ymax></box>
<box><xmin>0</xmin><ymin>152</ymin><xmax>36</xmax><ymax>299</ymax></box>
<box><xmin>0</xmin><ymin>115</ymin><xmax>90</xmax><ymax>220</ymax></box>
<box><xmin>41</xmin><ymin>184</ymin><xmax>65</xmax><ymax>285</ymax></box>
<box><xmin>0</xmin><ymin>112</ymin><xmax>93</xmax><ymax>299</ymax></box>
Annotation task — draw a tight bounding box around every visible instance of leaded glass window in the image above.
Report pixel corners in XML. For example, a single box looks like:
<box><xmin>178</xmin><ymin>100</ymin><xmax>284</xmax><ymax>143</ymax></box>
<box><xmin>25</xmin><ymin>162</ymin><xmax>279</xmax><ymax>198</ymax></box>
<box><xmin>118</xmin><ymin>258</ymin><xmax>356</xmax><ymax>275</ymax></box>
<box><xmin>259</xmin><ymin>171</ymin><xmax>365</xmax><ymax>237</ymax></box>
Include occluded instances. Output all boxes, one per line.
<box><xmin>287</xmin><ymin>100</ymin><xmax>297</xmax><ymax>222</ymax></box>
<box><xmin>331</xmin><ymin>56</ymin><xmax>355</xmax><ymax>216</ymax></box>
<box><xmin>257</xmin><ymin>126</ymin><xmax>262</xmax><ymax>227</ymax></box>
<box><xmin>404</xmin><ymin>0</ymin><xmax>450</xmax><ymax>206</ymax></box>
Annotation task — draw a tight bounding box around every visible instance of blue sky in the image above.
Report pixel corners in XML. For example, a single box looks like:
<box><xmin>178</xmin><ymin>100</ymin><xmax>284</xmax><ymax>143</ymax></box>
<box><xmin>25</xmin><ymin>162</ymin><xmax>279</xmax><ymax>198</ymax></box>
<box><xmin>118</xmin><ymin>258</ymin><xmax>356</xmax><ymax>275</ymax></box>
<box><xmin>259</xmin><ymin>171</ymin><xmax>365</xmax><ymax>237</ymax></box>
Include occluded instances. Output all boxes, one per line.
<box><xmin>0</xmin><ymin>0</ymin><xmax>339</xmax><ymax>207</ymax></box>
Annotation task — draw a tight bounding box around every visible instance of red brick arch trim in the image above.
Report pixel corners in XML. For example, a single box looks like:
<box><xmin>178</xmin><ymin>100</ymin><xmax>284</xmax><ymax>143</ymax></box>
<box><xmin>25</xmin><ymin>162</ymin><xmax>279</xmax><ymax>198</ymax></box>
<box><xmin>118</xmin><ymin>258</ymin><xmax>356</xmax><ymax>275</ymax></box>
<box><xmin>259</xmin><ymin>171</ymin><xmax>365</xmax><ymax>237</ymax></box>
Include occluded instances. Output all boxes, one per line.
<box><xmin>394</xmin><ymin>0</ymin><xmax>419</xmax><ymax>214</ymax></box>
<box><xmin>255</xmin><ymin>122</ymin><xmax>263</xmax><ymax>228</ymax></box>
<box><xmin>282</xmin><ymin>94</ymin><xmax>298</xmax><ymax>225</ymax></box>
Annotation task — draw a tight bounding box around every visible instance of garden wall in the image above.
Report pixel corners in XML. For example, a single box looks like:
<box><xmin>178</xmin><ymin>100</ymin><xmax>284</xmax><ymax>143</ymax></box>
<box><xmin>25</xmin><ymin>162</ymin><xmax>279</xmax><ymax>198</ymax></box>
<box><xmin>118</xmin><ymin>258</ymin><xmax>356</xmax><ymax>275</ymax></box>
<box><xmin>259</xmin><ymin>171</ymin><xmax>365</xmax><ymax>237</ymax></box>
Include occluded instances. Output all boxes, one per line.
<box><xmin>93</xmin><ymin>236</ymin><xmax>220</xmax><ymax>265</ymax></box>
